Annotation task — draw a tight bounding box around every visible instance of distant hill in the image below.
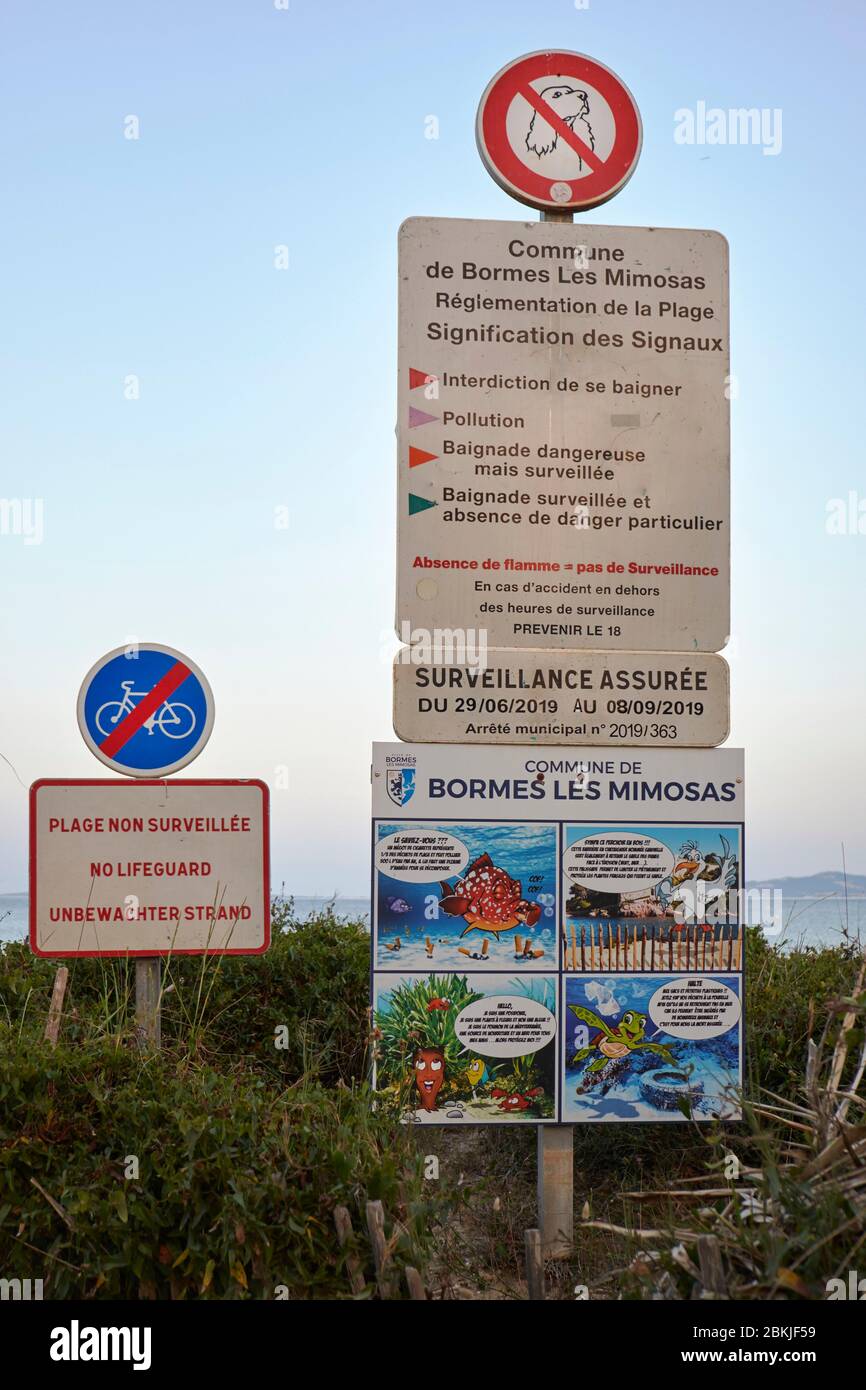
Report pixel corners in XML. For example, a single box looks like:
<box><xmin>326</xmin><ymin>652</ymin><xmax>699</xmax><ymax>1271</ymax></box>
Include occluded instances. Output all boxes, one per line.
<box><xmin>745</xmin><ymin>871</ymin><xmax>866</xmax><ymax>897</ymax></box>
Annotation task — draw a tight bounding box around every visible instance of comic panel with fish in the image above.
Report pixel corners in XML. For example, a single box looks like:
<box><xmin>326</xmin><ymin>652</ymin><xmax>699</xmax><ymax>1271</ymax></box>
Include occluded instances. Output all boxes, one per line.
<box><xmin>562</xmin><ymin>973</ymin><xmax>742</xmax><ymax>1124</ymax></box>
<box><xmin>373</xmin><ymin>820</ymin><xmax>558</xmax><ymax>971</ymax></box>
<box><xmin>373</xmin><ymin>971</ymin><xmax>558</xmax><ymax>1124</ymax></box>
<box><xmin>561</xmin><ymin>823</ymin><xmax>743</xmax><ymax>973</ymax></box>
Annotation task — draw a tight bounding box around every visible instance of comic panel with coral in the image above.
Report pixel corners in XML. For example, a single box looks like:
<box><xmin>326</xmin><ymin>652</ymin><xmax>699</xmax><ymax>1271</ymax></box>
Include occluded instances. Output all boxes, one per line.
<box><xmin>373</xmin><ymin>972</ymin><xmax>558</xmax><ymax>1124</ymax></box>
<box><xmin>561</xmin><ymin>973</ymin><xmax>742</xmax><ymax>1123</ymax></box>
<box><xmin>562</xmin><ymin>823</ymin><xmax>743</xmax><ymax>973</ymax></box>
<box><xmin>373</xmin><ymin>820</ymin><xmax>558</xmax><ymax>972</ymax></box>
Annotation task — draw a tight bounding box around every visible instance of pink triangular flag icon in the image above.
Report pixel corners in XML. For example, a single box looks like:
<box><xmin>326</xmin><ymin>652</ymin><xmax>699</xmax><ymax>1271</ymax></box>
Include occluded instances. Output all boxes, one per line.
<box><xmin>409</xmin><ymin>406</ymin><xmax>438</xmax><ymax>428</ymax></box>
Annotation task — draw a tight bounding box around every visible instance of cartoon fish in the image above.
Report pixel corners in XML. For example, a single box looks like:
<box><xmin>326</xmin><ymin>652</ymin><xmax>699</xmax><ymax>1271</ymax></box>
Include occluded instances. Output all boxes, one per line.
<box><xmin>465</xmin><ymin>1058</ymin><xmax>488</xmax><ymax>1092</ymax></box>
<box><xmin>426</xmin><ymin>997</ymin><xmax>451</xmax><ymax>1012</ymax></box>
<box><xmin>567</xmin><ymin>1005</ymin><xmax>676</xmax><ymax>1074</ymax></box>
<box><xmin>439</xmin><ymin>852</ymin><xmax>542</xmax><ymax>941</ymax></box>
<box><xmin>386</xmin><ymin>897</ymin><xmax>411</xmax><ymax>913</ymax></box>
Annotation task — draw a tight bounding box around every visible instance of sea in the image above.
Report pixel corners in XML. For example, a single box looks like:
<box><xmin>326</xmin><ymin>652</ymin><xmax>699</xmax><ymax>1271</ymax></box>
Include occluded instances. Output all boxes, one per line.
<box><xmin>3</xmin><ymin>891</ymin><xmax>866</xmax><ymax>952</ymax></box>
<box><xmin>0</xmin><ymin>893</ymin><xmax>371</xmax><ymax>944</ymax></box>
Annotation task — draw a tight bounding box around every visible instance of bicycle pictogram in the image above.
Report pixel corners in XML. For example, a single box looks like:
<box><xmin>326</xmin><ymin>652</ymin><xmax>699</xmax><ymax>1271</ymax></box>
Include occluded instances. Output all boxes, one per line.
<box><xmin>95</xmin><ymin>680</ymin><xmax>197</xmax><ymax>741</ymax></box>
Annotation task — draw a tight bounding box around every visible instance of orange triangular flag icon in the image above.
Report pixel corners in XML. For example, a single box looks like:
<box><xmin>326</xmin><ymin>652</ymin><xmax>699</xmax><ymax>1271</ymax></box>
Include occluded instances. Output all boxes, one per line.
<box><xmin>409</xmin><ymin>447</ymin><xmax>438</xmax><ymax>468</ymax></box>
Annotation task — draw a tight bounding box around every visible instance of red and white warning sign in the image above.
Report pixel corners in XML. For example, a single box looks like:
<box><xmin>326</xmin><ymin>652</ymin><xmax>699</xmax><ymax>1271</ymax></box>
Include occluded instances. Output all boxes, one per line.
<box><xmin>476</xmin><ymin>50</ymin><xmax>641</xmax><ymax>212</ymax></box>
<box><xmin>30</xmin><ymin>779</ymin><xmax>270</xmax><ymax>957</ymax></box>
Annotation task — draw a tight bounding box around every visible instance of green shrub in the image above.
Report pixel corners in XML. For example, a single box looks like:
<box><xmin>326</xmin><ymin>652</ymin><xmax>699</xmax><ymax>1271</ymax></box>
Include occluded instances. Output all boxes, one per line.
<box><xmin>744</xmin><ymin>926</ymin><xmax>861</xmax><ymax>1095</ymax></box>
<box><xmin>0</xmin><ymin>902</ymin><xmax>370</xmax><ymax>1085</ymax></box>
<box><xmin>0</xmin><ymin>1039</ymin><xmax>458</xmax><ymax>1299</ymax></box>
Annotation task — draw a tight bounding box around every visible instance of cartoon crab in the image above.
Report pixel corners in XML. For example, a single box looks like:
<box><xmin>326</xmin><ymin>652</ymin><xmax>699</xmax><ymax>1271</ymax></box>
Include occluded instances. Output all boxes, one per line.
<box><xmin>438</xmin><ymin>853</ymin><xmax>542</xmax><ymax>941</ymax></box>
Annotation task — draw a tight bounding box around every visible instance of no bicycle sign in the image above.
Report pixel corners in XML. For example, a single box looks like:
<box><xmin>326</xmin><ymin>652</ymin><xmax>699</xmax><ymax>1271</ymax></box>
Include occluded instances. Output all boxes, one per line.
<box><xmin>77</xmin><ymin>643</ymin><xmax>215</xmax><ymax>778</ymax></box>
<box><xmin>476</xmin><ymin>50</ymin><xmax>642</xmax><ymax>212</ymax></box>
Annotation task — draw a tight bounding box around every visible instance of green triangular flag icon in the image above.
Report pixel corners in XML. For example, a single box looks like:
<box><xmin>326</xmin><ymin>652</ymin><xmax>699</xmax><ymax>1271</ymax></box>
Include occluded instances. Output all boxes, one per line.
<box><xmin>408</xmin><ymin>494</ymin><xmax>437</xmax><ymax>515</ymax></box>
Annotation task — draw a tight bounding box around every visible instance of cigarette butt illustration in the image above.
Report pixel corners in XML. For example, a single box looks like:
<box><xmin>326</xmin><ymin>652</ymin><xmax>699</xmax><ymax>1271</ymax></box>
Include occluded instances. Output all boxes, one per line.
<box><xmin>457</xmin><ymin>938</ymin><xmax>489</xmax><ymax>961</ymax></box>
<box><xmin>425</xmin><ymin>937</ymin><xmax>433</xmax><ymax>957</ymax></box>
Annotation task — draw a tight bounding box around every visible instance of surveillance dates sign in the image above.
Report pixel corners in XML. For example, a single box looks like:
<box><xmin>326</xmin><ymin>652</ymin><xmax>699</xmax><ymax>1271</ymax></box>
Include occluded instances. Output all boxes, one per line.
<box><xmin>393</xmin><ymin>649</ymin><xmax>730</xmax><ymax>747</ymax></box>
<box><xmin>397</xmin><ymin>217</ymin><xmax>730</xmax><ymax>652</ymax></box>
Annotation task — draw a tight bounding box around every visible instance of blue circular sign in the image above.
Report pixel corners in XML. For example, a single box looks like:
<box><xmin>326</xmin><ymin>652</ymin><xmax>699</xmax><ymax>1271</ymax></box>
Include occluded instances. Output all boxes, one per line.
<box><xmin>77</xmin><ymin>644</ymin><xmax>215</xmax><ymax>777</ymax></box>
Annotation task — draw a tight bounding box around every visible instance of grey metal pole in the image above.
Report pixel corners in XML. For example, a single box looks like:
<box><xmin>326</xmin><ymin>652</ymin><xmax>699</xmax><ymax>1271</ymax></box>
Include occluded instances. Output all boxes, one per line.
<box><xmin>537</xmin><ymin>200</ymin><xmax>575</xmax><ymax>1258</ymax></box>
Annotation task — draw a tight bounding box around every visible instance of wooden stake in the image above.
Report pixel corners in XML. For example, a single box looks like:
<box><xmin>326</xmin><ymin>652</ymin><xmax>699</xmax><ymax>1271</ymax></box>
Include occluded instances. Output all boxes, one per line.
<box><xmin>697</xmin><ymin>1234</ymin><xmax>728</xmax><ymax>1297</ymax></box>
<box><xmin>404</xmin><ymin>1266</ymin><xmax>427</xmax><ymax>1300</ymax></box>
<box><xmin>135</xmin><ymin>957</ymin><xmax>161</xmax><ymax>1049</ymax></box>
<box><xmin>537</xmin><ymin>1127</ymin><xmax>573</xmax><ymax>1257</ymax></box>
<box><xmin>365</xmin><ymin>1199</ymin><xmax>395</xmax><ymax>1298</ymax></box>
<box><xmin>333</xmin><ymin>1205</ymin><xmax>366</xmax><ymax>1296</ymax></box>
<box><xmin>44</xmin><ymin>966</ymin><xmax>69</xmax><ymax>1047</ymax></box>
<box><xmin>525</xmin><ymin>1228</ymin><xmax>545</xmax><ymax>1299</ymax></box>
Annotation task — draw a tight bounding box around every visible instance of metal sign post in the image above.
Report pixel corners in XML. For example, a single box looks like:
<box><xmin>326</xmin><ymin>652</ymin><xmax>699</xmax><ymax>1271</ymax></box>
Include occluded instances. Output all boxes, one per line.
<box><xmin>538</xmin><ymin>202</ymin><xmax>575</xmax><ymax>1257</ymax></box>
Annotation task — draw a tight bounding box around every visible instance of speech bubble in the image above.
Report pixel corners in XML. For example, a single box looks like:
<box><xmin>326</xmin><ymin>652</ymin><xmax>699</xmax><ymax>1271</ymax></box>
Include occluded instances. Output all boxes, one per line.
<box><xmin>454</xmin><ymin>995</ymin><xmax>555</xmax><ymax>1058</ymax></box>
<box><xmin>376</xmin><ymin>828</ymin><xmax>469</xmax><ymax>884</ymax></box>
<box><xmin>648</xmin><ymin>977</ymin><xmax>741</xmax><ymax>1040</ymax></box>
<box><xmin>563</xmin><ymin>831</ymin><xmax>676</xmax><ymax>894</ymax></box>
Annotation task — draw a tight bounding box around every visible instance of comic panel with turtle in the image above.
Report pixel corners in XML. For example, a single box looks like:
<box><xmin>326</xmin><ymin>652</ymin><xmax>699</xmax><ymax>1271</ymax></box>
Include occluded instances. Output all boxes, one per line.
<box><xmin>561</xmin><ymin>823</ymin><xmax>743</xmax><ymax>973</ymax></box>
<box><xmin>372</xmin><ymin>972</ymin><xmax>558</xmax><ymax>1124</ymax></box>
<box><xmin>374</xmin><ymin>820</ymin><xmax>558</xmax><ymax>971</ymax></box>
<box><xmin>562</xmin><ymin>973</ymin><xmax>742</xmax><ymax>1123</ymax></box>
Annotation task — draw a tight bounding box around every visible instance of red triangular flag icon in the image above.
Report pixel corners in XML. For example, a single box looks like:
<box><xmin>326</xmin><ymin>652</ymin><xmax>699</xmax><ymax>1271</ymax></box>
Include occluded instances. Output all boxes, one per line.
<box><xmin>409</xmin><ymin>367</ymin><xmax>437</xmax><ymax>390</ymax></box>
<box><xmin>409</xmin><ymin>447</ymin><xmax>438</xmax><ymax>468</ymax></box>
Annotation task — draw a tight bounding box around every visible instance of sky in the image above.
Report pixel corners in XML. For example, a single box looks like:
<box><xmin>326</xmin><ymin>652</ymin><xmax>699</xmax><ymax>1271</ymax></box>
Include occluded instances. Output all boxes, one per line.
<box><xmin>1</xmin><ymin>0</ymin><xmax>864</xmax><ymax>894</ymax></box>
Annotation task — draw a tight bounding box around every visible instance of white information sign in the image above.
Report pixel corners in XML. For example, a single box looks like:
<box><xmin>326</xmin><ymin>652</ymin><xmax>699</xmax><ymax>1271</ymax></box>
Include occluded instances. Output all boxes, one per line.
<box><xmin>30</xmin><ymin>779</ymin><xmax>270</xmax><ymax>957</ymax></box>
<box><xmin>397</xmin><ymin>217</ymin><xmax>730</xmax><ymax>652</ymax></box>
<box><xmin>393</xmin><ymin>648</ymin><xmax>729</xmax><ymax>747</ymax></box>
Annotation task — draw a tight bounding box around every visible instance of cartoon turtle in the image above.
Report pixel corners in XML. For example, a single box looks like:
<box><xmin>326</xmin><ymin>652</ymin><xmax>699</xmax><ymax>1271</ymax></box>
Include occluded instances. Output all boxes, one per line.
<box><xmin>567</xmin><ymin>1004</ymin><xmax>676</xmax><ymax>1073</ymax></box>
<box><xmin>439</xmin><ymin>852</ymin><xmax>542</xmax><ymax>940</ymax></box>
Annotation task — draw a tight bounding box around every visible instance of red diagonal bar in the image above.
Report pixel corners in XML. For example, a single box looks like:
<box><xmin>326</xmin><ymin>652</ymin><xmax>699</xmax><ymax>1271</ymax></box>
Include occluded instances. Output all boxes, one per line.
<box><xmin>518</xmin><ymin>83</ymin><xmax>604</xmax><ymax>174</ymax></box>
<box><xmin>99</xmin><ymin>660</ymin><xmax>191</xmax><ymax>757</ymax></box>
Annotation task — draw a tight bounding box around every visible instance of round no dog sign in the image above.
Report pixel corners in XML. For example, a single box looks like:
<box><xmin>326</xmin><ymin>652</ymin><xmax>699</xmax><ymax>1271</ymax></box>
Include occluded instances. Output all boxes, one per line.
<box><xmin>77</xmin><ymin>643</ymin><xmax>215</xmax><ymax>777</ymax></box>
<box><xmin>475</xmin><ymin>50</ymin><xmax>642</xmax><ymax>212</ymax></box>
